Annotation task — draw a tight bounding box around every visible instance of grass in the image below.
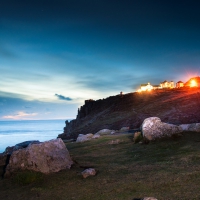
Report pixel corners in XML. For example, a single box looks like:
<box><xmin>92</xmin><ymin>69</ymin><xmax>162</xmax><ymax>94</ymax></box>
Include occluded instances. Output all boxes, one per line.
<box><xmin>12</xmin><ymin>171</ymin><xmax>44</xmax><ymax>186</ymax></box>
<box><xmin>1</xmin><ymin>132</ymin><xmax>200</xmax><ymax>199</ymax></box>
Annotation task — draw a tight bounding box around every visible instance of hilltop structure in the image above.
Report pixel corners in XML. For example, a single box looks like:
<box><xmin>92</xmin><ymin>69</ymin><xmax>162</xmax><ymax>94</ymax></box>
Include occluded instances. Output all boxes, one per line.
<box><xmin>160</xmin><ymin>80</ymin><xmax>174</xmax><ymax>88</ymax></box>
<box><xmin>138</xmin><ymin>80</ymin><xmax>175</xmax><ymax>92</ymax></box>
<box><xmin>137</xmin><ymin>78</ymin><xmax>200</xmax><ymax>92</ymax></box>
<box><xmin>176</xmin><ymin>81</ymin><xmax>184</xmax><ymax>88</ymax></box>
<box><xmin>140</xmin><ymin>83</ymin><xmax>153</xmax><ymax>91</ymax></box>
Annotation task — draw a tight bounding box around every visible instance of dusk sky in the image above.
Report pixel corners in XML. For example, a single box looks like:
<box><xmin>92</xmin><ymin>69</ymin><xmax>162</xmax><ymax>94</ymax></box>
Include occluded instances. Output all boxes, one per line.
<box><xmin>1</xmin><ymin>0</ymin><xmax>200</xmax><ymax>120</ymax></box>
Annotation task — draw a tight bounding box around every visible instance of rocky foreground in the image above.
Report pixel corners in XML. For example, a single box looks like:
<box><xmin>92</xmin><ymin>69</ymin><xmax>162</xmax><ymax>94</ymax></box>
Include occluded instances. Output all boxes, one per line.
<box><xmin>58</xmin><ymin>87</ymin><xmax>200</xmax><ymax>140</ymax></box>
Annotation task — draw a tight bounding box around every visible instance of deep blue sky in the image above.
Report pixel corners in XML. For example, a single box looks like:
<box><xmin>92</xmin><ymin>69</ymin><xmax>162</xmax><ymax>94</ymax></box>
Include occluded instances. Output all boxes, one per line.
<box><xmin>1</xmin><ymin>0</ymin><xmax>200</xmax><ymax>120</ymax></box>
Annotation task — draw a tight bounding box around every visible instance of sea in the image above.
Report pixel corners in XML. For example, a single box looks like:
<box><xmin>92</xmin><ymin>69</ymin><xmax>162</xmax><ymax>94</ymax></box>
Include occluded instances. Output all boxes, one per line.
<box><xmin>0</xmin><ymin>120</ymin><xmax>67</xmax><ymax>153</ymax></box>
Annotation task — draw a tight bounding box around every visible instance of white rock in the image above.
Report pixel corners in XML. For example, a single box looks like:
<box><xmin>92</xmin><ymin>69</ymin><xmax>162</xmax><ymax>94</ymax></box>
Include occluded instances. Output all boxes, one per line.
<box><xmin>95</xmin><ymin>129</ymin><xmax>114</xmax><ymax>135</ymax></box>
<box><xmin>76</xmin><ymin>135</ymin><xmax>90</xmax><ymax>143</ymax></box>
<box><xmin>120</xmin><ymin>127</ymin><xmax>129</xmax><ymax>132</ymax></box>
<box><xmin>196</xmin><ymin>123</ymin><xmax>200</xmax><ymax>132</ymax></box>
<box><xmin>81</xmin><ymin>168</ymin><xmax>96</xmax><ymax>178</ymax></box>
<box><xmin>92</xmin><ymin>134</ymin><xmax>100</xmax><ymax>139</ymax></box>
<box><xmin>142</xmin><ymin>117</ymin><xmax>182</xmax><ymax>141</ymax></box>
<box><xmin>5</xmin><ymin>139</ymin><xmax>73</xmax><ymax>175</ymax></box>
<box><xmin>111</xmin><ymin>131</ymin><xmax>116</xmax><ymax>134</ymax></box>
<box><xmin>76</xmin><ymin>133</ymin><xmax>94</xmax><ymax>142</ymax></box>
<box><xmin>143</xmin><ymin>197</ymin><xmax>158</xmax><ymax>200</ymax></box>
<box><xmin>179</xmin><ymin>123</ymin><xmax>200</xmax><ymax>132</ymax></box>
<box><xmin>86</xmin><ymin>133</ymin><xmax>94</xmax><ymax>138</ymax></box>
<box><xmin>179</xmin><ymin>124</ymin><xmax>190</xmax><ymax>131</ymax></box>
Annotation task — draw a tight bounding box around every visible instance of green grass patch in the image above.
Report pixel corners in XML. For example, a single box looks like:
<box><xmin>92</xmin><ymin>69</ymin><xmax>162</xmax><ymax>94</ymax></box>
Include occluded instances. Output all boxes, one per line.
<box><xmin>1</xmin><ymin>132</ymin><xmax>200</xmax><ymax>199</ymax></box>
<box><xmin>12</xmin><ymin>170</ymin><xmax>44</xmax><ymax>186</ymax></box>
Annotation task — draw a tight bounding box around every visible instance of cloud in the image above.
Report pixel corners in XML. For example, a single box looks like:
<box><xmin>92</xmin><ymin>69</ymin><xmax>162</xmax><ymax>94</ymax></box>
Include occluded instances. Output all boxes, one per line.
<box><xmin>55</xmin><ymin>94</ymin><xmax>73</xmax><ymax>101</ymax></box>
<box><xmin>3</xmin><ymin>111</ymin><xmax>38</xmax><ymax>120</ymax></box>
<box><xmin>0</xmin><ymin>46</ymin><xmax>17</xmax><ymax>59</ymax></box>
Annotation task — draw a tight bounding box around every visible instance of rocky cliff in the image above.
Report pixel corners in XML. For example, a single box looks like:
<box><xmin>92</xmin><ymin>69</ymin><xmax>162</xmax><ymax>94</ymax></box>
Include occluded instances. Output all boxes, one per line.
<box><xmin>58</xmin><ymin>87</ymin><xmax>200</xmax><ymax>139</ymax></box>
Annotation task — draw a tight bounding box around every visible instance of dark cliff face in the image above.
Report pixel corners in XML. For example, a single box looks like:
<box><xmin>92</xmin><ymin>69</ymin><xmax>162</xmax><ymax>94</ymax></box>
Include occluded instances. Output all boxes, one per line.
<box><xmin>58</xmin><ymin>87</ymin><xmax>200</xmax><ymax>139</ymax></box>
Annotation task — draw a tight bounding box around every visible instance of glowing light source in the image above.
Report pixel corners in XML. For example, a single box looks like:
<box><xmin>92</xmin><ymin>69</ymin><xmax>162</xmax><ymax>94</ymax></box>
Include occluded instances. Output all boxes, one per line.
<box><xmin>190</xmin><ymin>79</ymin><xmax>197</xmax><ymax>87</ymax></box>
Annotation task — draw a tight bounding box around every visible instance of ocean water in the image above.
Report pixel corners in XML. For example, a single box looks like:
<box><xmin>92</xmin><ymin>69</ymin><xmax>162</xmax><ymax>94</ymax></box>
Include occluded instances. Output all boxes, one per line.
<box><xmin>0</xmin><ymin>120</ymin><xmax>66</xmax><ymax>153</ymax></box>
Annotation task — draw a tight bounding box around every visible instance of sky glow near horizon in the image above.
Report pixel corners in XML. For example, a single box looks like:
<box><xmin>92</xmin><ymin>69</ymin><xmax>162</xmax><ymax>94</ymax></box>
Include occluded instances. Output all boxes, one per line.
<box><xmin>1</xmin><ymin>0</ymin><xmax>200</xmax><ymax>120</ymax></box>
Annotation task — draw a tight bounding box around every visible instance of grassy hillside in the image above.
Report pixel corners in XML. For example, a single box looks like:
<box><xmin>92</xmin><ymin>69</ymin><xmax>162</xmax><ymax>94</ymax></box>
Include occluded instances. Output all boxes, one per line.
<box><xmin>1</xmin><ymin>132</ymin><xmax>200</xmax><ymax>200</ymax></box>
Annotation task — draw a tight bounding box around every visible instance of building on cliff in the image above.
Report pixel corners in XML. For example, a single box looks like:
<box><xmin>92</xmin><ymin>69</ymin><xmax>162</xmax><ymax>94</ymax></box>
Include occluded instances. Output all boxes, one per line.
<box><xmin>140</xmin><ymin>83</ymin><xmax>153</xmax><ymax>91</ymax></box>
<box><xmin>176</xmin><ymin>81</ymin><xmax>184</xmax><ymax>88</ymax></box>
<box><xmin>152</xmin><ymin>84</ymin><xmax>160</xmax><ymax>89</ymax></box>
<box><xmin>160</xmin><ymin>80</ymin><xmax>174</xmax><ymax>88</ymax></box>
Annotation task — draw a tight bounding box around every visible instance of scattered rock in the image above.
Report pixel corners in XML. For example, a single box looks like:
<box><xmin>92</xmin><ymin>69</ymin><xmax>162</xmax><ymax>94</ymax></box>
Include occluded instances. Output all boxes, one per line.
<box><xmin>95</xmin><ymin>129</ymin><xmax>114</xmax><ymax>135</ymax></box>
<box><xmin>81</xmin><ymin>168</ymin><xmax>96</xmax><ymax>178</ymax></box>
<box><xmin>92</xmin><ymin>133</ymin><xmax>100</xmax><ymax>139</ymax></box>
<box><xmin>4</xmin><ymin>138</ymin><xmax>73</xmax><ymax>176</ymax></box>
<box><xmin>134</xmin><ymin>132</ymin><xmax>143</xmax><ymax>143</ymax></box>
<box><xmin>76</xmin><ymin>134</ymin><xmax>93</xmax><ymax>142</ymax></box>
<box><xmin>86</xmin><ymin>133</ymin><xmax>94</xmax><ymax>138</ymax></box>
<box><xmin>111</xmin><ymin>130</ymin><xmax>117</xmax><ymax>134</ymax></box>
<box><xmin>142</xmin><ymin>117</ymin><xmax>182</xmax><ymax>141</ymax></box>
<box><xmin>120</xmin><ymin>127</ymin><xmax>129</xmax><ymax>132</ymax></box>
<box><xmin>179</xmin><ymin>124</ymin><xmax>190</xmax><ymax>131</ymax></box>
<box><xmin>179</xmin><ymin>123</ymin><xmax>200</xmax><ymax>132</ymax></box>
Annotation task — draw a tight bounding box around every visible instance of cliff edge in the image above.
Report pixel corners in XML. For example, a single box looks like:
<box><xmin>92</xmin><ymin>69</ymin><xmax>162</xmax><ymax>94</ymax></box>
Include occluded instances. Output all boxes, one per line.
<box><xmin>58</xmin><ymin>87</ymin><xmax>200</xmax><ymax>139</ymax></box>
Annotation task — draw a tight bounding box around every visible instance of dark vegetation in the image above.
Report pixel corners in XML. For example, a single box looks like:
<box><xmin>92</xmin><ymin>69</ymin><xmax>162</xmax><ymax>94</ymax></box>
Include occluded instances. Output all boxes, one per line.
<box><xmin>1</xmin><ymin>132</ymin><xmax>200</xmax><ymax>200</ymax></box>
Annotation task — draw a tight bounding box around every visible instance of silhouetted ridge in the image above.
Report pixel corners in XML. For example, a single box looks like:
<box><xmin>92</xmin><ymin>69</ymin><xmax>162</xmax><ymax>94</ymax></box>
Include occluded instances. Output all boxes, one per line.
<box><xmin>58</xmin><ymin>87</ymin><xmax>200</xmax><ymax>140</ymax></box>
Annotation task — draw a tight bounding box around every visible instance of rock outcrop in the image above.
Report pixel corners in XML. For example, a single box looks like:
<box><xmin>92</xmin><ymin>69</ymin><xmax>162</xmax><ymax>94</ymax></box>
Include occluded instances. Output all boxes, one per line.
<box><xmin>58</xmin><ymin>87</ymin><xmax>200</xmax><ymax>140</ymax></box>
<box><xmin>5</xmin><ymin>139</ymin><xmax>73</xmax><ymax>176</ymax></box>
<box><xmin>0</xmin><ymin>153</ymin><xmax>7</xmax><ymax>167</ymax></box>
<box><xmin>142</xmin><ymin>117</ymin><xmax>183</xmax><ymax>141</ymax></box>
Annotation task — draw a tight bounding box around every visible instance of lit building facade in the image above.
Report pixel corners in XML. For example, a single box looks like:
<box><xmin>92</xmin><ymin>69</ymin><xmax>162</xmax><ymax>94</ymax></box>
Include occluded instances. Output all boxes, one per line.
<box><xmin>160</xmin><ymin>80</ymin><xmax>174</xmax><ymax>88</ymax></box>
<box><xmin>176</xmin><ymin>81</ymin><xmax>184</xmax><ymax>88</ymax></box>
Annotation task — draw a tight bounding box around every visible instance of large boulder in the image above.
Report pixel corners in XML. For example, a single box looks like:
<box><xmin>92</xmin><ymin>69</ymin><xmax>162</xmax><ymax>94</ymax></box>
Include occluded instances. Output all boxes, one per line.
<box><xmin>5</xmin><ymin>138</ymin><xmax>73</xmax><ymax>176</ymax></box>
<box><xmin>4</xmin><ymin>140</ymin><xmax>40</xmax><ymax>155</ymax></box>
<box><xmin>142</xmin><ymin>117</ymin><xmax>183</xmax><ymax>141</ymax></box>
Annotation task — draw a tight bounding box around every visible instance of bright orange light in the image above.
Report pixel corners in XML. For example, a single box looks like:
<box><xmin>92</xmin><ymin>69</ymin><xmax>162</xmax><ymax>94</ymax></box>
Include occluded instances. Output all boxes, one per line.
<box><xmin>190</xmin><ymin>80</ymin><xmax>197</xmax><ymax>87</ymax></box>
